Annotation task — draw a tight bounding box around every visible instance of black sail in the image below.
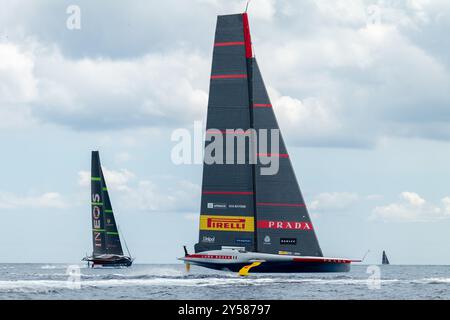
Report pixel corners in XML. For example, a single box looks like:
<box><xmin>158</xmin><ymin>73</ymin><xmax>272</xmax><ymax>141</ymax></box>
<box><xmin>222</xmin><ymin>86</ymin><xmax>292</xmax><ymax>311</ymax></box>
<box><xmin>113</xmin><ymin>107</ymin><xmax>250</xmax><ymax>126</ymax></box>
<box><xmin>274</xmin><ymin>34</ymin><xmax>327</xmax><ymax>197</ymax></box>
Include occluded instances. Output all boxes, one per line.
<box><xmin>195</xmin><ymin>14</ymin><xmax>255</xmax><ymax>253</ymax></box>
<box><xmin>91</xmin><ymin>151</ymin><xmax>107</xmax><ymax>256</ymax></box>
<box><xmin>91</xmin><ymin>151</ymin><xmax>124</xmax><ymax>257</ymax></box>
<box><xmin>382</xmin><ymin>251</ymin><xmax>390</xmax><ymax>264</ymax></box>
<box><xmin>100</xmin><ymin>167</ymin><xmax>124</xmax><ymax>255</ymax></box>
<box><xmin>252</xmin><ymin>60</ymin><xmax>323</xmax><ymax>257</ymax></box>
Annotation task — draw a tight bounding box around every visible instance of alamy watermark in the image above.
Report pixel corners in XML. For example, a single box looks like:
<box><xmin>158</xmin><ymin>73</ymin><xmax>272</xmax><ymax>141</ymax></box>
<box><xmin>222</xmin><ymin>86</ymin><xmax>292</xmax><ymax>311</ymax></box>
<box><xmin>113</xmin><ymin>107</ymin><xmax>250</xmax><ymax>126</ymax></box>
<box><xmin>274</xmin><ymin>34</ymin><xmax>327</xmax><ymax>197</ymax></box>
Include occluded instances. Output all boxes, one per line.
<box><xmin>171</xmin><ymin>121</ymin><xmax>282</xmax><ymax>175</ymax></box>
<box><xmin>366</xmin><ymin>265</ymin><xmax>381</xmax><ymax>290</ymax></box>
<box><xmin>66</xmin><ymin>5</ymin><xmax>81</xmax><ymax>30</ymax></box>
<box><xmin>66</xmin><ymin>265</ymin><xmax>81</xmax><ymax>289</ymax></box>
<box><xmin>366</xmin><ymin>4</ymin><xmax>382</xmax><ymax>26</ymax></box>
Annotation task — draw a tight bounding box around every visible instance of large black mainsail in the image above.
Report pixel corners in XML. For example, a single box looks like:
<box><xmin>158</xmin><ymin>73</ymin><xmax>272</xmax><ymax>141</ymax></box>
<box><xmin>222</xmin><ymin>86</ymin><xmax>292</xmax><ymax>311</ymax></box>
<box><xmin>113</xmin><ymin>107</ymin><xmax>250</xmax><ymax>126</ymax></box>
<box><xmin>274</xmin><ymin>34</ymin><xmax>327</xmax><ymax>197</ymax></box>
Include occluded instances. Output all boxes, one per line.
<box><xmin>100</xmin><ymin>166</ymin><xmax>123</xmax><ymax>255</ymax></box>
<box><xmin>195</xmin><ymin>14</ymin><xmax>256</xmax><ymax>253</ymax></box>
<box><xmin>91</xmin><ymin>151</ymin><xmax>107</xmax><ymax>255</ymax></box>
<box><xmin>86</xmin><ymin>151</ymin><xmax>131</xmax><ymax>267</ymax></box>
<box><xmin>194</xmin><ymin>13</ymin><xmax>322</xmax><ymax>257</ymax></box>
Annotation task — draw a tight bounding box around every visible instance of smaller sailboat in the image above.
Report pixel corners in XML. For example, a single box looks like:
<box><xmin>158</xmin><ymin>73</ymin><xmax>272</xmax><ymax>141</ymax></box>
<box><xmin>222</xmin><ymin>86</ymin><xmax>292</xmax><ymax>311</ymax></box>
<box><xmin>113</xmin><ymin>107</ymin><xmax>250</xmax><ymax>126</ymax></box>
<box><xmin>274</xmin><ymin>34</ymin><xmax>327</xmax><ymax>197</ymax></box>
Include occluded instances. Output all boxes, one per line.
<box><xmin>82</xmin><ymin>151</ymin><xmax>133</xmax><ymax>268</ymax></box>
<box><xmin>382</xmin><ymin>250</ymin><xmax>390</xmax><ymax>265</ymax></box>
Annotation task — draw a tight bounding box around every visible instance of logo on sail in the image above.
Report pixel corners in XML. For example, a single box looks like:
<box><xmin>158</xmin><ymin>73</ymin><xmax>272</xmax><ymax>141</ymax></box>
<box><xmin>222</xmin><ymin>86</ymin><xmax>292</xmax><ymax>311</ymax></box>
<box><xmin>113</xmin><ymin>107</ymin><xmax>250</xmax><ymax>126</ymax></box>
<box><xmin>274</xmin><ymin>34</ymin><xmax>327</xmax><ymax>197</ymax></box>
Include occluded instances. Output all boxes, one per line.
<box><xmin>207</xmin><ymin>203</ymin><xmax>247</xmax><ymax>209</ymax></box>
<box><xmin>280</xmin><ymin>238</ymin><xmax>297</xmax><ymax>245</ymax></box>
<box><xmin>236</xmin><ymin>238</ymin><xmax>252</xmax><ymax>245</ymax></box>
<box><xmin>257</xmin><ymin>220</ymin><xmax>313</xmax><ymax>230</ymax></box>
<box><xmin>91</xmin><ymin>193</ymin><xmax>103</xmax><ymax>247</ymax></box>
<box><xmin>200</xmin><ymin>215</ymin><xmax>254</xmax><ymax>232</ymax></box>
<box><xmin>207</xmin><ymin>202</ymin><xmax>227</xmax><ymax>209</ymax></box>
<box><xmin>202</xmin><ymin>235</ymin><xmax>216</xmax><ymax>243</ymax></box>
<box><xmin>93</xmin><ymin>231</ymin><xmax>102</xmax><ymax>247</ymax></box>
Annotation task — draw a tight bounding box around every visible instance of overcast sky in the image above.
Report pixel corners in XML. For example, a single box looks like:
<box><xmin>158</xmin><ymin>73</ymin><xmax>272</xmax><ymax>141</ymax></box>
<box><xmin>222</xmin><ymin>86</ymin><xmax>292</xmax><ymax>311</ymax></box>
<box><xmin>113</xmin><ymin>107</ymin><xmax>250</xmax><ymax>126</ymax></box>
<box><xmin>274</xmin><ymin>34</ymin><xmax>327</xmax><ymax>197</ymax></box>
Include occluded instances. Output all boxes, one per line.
<box><xmin>0</xmin><ymin>0</ymin><xmax>449</xmax><ymax>264</ymax></box>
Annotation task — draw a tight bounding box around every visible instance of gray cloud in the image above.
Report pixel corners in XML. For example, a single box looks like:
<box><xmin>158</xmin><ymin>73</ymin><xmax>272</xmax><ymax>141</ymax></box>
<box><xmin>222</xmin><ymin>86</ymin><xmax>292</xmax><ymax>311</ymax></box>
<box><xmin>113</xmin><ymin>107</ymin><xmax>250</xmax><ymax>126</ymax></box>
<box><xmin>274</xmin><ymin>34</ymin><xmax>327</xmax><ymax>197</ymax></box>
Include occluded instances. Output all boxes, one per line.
<box><xmin>1</xmin><ymin>41</ymin><xmax>208</xmax><ymax>130</ymax></box>
<box><xmin>1</xmin><ymin>0</ymin><xmax>450</xmax><ymax>147</ymax></box>
<box><xmin>371</xmin><ymin>192</ymin><xmax>450</xmax><ymax>222</ymax></box>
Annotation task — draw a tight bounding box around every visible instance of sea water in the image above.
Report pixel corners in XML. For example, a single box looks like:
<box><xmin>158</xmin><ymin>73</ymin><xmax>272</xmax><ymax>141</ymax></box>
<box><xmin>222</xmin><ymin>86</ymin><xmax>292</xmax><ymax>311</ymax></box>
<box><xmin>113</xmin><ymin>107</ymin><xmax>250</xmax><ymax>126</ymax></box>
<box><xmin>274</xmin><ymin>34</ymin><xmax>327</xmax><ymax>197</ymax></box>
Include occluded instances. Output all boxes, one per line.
<box><xmin>0</xmin><ymin>264</ymin><xmax>448</xmax><ymax>299</ymax></box>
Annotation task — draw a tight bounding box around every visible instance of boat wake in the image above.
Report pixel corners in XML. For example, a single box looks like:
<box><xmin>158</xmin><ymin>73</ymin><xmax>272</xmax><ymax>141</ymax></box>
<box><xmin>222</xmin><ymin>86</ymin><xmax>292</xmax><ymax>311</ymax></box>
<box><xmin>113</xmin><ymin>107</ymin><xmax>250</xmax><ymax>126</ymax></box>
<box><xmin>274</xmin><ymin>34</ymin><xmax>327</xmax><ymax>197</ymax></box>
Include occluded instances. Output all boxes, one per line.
<box><xmin>40</xmin><ymin>265</ymin><xmax>58</xmax><ymax>270</ymax></box>
<box><xmin>419</xmin><ymin>278</ymin><xmax>450</xmax><ymax>284</ymax></box>
<box><xmin>1</xmin><ymin>272</ymin><xmax>450</xmax><ymax>300</ymax></box>
<box><xmin>0</xmin><ymin>274</ymin><xmax>405</xmax><ymax>293</ymax></box>
<box><xmin>0</xmin><ymin>265</ymin><xmax>448</xmax><ymax>299</ymax></box>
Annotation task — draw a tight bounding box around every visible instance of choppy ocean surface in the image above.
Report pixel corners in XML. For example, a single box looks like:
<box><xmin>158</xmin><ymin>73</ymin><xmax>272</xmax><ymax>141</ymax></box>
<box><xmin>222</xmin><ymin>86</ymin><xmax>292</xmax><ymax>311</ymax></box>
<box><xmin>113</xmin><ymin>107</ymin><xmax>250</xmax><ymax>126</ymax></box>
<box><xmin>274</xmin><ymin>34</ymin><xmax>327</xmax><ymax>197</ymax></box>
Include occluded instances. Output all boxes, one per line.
<box><xmin>0</xmin><ymin>264</ymin><xmax>449</xmax><ymax>299</ymax></box>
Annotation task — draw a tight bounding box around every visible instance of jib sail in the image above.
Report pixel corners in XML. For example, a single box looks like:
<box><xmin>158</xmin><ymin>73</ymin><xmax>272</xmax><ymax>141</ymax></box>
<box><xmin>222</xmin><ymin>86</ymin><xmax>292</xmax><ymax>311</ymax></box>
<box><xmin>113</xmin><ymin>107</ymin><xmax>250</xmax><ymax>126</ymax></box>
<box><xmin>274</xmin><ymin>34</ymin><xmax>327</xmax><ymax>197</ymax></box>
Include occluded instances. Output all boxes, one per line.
<box><xmin>251</xmin><ymin>59</ymin><xmax>322</xmax><ymax>257</ymax></box>
<box><xmin>100</xmin><ymin>166</ymin><xmax>124</xmax><ymax>255</ymax></box>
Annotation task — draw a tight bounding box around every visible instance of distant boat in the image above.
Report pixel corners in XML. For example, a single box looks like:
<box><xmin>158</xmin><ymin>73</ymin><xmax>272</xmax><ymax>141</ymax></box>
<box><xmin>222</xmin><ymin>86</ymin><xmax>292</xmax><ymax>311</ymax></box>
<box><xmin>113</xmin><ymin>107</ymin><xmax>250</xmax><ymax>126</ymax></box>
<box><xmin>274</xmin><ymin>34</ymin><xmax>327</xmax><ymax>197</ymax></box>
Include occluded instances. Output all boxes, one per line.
<box><xmin>82</xmin><ymin>151</ymin><xmax>133</xmax><ymax>268</ymax></box>
<box><xmin>382</xmin><ymin>250</ymin><xmax>390</xmax><ymax>265</ymax></box>
<box><xmin>179</xmin><ymin>12</ymin><xmax>359</xmax><ymax>275</ymax></box>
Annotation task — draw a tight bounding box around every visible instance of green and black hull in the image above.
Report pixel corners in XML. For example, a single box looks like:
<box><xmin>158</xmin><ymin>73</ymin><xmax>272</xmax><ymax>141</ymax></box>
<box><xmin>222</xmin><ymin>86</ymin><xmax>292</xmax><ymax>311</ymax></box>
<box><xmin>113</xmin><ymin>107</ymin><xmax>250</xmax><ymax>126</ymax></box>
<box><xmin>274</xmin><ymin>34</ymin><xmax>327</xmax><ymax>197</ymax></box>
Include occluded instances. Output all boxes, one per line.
<box><xmin>84</xmin><ymin>255</ymin><xmax>133</xmax><ymax>268</ymax></box>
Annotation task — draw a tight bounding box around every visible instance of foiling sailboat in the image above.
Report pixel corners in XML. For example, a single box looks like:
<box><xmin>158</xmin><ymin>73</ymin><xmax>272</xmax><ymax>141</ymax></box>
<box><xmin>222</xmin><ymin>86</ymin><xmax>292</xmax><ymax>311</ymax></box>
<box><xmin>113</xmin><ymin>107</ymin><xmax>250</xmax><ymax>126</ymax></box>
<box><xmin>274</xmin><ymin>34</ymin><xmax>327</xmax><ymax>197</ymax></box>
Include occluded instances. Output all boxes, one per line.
<box><xmin>83</xmin><ymin>151</ymin><xmax>133</xmax><ymax>268</ymax></box>
<box><xmin>179</xmin><ymin>13</ymin><xmax>360</xmax><ymax>274</ymax></box>
<box><xmin>382</xmin><ymin>250</ymin><xmax>390</xmax><ymax>265</ymax></box>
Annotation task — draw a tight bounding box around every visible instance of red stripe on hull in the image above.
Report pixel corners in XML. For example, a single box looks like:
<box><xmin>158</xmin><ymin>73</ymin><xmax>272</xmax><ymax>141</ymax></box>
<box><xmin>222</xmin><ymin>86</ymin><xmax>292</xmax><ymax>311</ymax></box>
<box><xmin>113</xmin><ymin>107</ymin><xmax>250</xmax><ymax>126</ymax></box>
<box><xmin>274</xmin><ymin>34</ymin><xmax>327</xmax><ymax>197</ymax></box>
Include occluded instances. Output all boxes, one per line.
<box><xmin>187</xmin><ymin>254</ymin><xmax>233</xmax><ymax>260</ymax></box>
<box><xmin>293</xmin><ymin>257</ymin><xmax>352</xmax><ymax>264</ymax></box>
<box><xmin>253</xmin><ymin>103</ymin><xmax>272</xmax><ymax>108</ymax></box>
